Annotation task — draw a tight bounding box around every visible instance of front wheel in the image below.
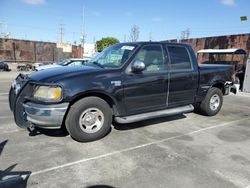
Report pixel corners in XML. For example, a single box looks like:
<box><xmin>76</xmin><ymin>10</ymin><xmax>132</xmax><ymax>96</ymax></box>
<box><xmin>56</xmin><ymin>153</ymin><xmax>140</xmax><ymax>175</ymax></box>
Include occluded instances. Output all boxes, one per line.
<box><xmin>199</xmin><ymin>87</ymin><xmax>223</xmax><ymax>116</ymax></box>
<box><xmin>65</xmin><ymin>97</ymin><xmax>112</xmax><ymax>142</ymax></box>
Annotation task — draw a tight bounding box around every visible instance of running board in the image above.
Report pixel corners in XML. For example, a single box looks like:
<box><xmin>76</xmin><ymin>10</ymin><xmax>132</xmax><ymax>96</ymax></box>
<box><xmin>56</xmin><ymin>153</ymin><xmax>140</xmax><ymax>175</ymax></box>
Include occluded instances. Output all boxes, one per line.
<box><xmin>115</xmin><ymin>104</ymin><xmax>194</xmax><ymax>124</ymax></box>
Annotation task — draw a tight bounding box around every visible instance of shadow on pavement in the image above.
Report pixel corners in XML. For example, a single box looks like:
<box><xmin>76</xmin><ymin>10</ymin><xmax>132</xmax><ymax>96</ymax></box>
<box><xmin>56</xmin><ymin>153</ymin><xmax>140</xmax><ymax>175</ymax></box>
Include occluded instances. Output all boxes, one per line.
<box><xmin>86</xmin><ymin>185</ymin><xmax>115</xmax><ymax>188</ymax></box>
<box><xmin>27</xmin><ymin>114</ymin><xmax>186</xmax><ymax>139</ymax></box>
<box><xmin>28</xmin><ymin>127</ymin><xmax>69</xmax><ymax>137</ymax></box>
<box><xmin>0</xmin><ymin>140</ymin><xmax>31</xmax><ymax>188</ymax></box>
<box><xmin>113</xmin><ymin>114</ymin><xmax>186</xmax><ymax>131</ymax></box>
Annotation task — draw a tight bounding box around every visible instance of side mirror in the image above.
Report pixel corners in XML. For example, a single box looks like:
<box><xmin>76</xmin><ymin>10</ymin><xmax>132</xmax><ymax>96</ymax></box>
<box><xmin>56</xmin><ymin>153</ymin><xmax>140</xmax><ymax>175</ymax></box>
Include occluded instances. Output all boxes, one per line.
<box><xmin>132</xmin><ymin>61</ymin><xmax>146</xmax><ymax>72</ymax></box>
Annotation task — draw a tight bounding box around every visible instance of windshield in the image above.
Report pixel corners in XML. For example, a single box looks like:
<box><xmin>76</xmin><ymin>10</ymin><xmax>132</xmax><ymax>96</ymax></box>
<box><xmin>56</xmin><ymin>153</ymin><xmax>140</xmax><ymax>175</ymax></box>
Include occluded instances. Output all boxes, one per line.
<box><xmin>57</xmin><ymin>59</ymin><xmax>70</xmax><ymax>66</ymax></box>
<box><xmin>87</xmin><ymin>43</ymin><xmax>137</xmax><ymax>68</ymax></box>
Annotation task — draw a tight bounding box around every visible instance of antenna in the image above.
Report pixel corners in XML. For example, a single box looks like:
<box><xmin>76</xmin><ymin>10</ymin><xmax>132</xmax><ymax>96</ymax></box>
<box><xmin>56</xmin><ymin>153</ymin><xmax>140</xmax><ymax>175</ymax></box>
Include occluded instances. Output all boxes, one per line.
<box><xmin>149</xmin><ymin>32</ymin><xmax>153</xmax><ymax>41</ymax></box>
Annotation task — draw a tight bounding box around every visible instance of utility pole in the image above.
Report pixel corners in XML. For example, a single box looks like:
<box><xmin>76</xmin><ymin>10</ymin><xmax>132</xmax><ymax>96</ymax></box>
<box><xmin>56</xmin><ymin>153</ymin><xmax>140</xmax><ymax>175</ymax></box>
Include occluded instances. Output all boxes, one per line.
<box><xmin>0</xmin><ymin>21</ymin><xmax>11</xmax><ymax>38</ymax></box>
<box><xmin>59</xmin><ymin>21</ymin><xmax>64</xmax><ymax>44</ymax></box>
<box><xmin>93</xmin><ymin>36</ymin><xmax>97</xmax><ymax>53</ymax></box>
<box><xmin>186</xmin><ymin>28</ymin><xmax>190</xmax><ymax>39</ymax></box>
<box><xmin>73</xmin><ymin>32</ymin><xmax>76</xmax><ymax>44</ymax></box>
<box><xmin>80</xmin><ymin>6</ymin><xmax>86</xmax><ymax>56</ymax></box>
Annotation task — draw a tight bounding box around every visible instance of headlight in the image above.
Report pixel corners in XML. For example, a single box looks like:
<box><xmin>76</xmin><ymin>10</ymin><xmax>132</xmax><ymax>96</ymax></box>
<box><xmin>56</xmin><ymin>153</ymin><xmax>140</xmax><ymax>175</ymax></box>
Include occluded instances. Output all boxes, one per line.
<box><xmin>33</xmin><ymin>85</ymin><xmax>62</xmax><ymax>101</ymax></box>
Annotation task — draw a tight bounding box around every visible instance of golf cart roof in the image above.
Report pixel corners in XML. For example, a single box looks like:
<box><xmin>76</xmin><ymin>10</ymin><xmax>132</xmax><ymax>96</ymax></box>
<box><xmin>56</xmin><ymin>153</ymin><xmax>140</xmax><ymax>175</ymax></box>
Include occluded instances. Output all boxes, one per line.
<box><xmin>197</xmin><ymin>48</ymin><xmax>247</xmax><ymax>55</ymax></box>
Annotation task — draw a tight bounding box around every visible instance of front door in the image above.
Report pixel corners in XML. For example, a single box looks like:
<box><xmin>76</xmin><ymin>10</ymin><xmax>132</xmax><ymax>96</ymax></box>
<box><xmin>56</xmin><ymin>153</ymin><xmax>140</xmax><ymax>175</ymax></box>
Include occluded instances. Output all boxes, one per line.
<box><xmin>123</xmin><ymin>44</ymin><xmax>169</xmax><ymax>115</ymax></box>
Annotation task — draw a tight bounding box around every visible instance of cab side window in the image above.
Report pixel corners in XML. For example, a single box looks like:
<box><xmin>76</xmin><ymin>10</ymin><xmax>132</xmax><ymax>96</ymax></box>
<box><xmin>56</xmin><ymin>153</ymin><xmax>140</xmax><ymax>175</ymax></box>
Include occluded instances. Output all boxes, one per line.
<box><xmin>134</xmin><ymin>44</ymin><xmax>165</xmax><ymax>72</ymax></box>
<box><xmin>167</xmin><ymin>45</ymin><xmax>192</xmax><ymax>71</ymax></box>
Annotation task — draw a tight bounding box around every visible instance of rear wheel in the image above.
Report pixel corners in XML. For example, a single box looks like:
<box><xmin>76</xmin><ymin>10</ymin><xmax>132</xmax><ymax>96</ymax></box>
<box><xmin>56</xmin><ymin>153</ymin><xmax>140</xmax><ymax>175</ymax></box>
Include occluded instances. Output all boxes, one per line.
<box><xmin>66</xmin><ymin>97</ymin><xmax>112</xmax><ymax>142</ymax></box>
<box><xmin>199</xmin><ymin>87</ymin><xmax>223</xmax><ymax>116</ymax></box>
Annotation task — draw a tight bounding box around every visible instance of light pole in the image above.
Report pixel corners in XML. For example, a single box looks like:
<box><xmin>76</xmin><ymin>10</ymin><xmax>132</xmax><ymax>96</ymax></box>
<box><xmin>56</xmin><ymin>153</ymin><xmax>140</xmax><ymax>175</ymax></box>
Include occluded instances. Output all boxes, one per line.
<box><xmin>80</xmin><ymin>34</ymin><xmax>85</xmax><ymax>57</ymax></box>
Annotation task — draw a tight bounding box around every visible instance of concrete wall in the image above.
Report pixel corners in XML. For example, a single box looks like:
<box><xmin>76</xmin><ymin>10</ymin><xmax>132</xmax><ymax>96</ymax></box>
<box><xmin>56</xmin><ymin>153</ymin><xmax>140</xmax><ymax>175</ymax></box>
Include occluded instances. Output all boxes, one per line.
<box><xmin>167</xmin><ymin>33</ymin><xmax>250</xmax><ymax>70</ymax></box>
<box><xmin>0</xmin><ymin>38</ymin><xmax>83</xmax><ymax>64</ymax></box>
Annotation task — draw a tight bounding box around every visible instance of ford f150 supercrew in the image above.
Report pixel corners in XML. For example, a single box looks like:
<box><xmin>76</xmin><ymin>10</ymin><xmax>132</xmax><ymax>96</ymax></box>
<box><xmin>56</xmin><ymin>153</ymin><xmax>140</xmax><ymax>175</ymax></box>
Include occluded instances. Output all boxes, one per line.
<box><xmin>9</xmin><ymin>42</ymin><xmax>237</xmax><ymax>142</ymax></box>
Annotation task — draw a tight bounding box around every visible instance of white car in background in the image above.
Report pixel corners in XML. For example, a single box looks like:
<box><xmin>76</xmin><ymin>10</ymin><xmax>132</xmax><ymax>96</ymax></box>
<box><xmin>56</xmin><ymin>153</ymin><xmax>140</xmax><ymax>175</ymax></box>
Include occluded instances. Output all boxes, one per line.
<box><xmin>36</xmin><ymin>58</ymin><xmax>90</xmax><ymax>71</ymax></box>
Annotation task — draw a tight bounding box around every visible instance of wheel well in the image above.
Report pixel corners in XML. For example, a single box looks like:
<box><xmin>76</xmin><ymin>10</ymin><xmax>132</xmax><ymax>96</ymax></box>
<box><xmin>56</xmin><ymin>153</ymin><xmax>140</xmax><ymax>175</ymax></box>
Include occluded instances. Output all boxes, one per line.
<box><xmin>69</xmin><ymin>92</ymin><xmax>118</xmax><ymax>115</ymax></box>
<box><xmin>212</xmin><ymin>82</ymin><xmax>225</xmax><ymax>94</ymax></box>
<box><xmin>61</xmin><ymin>92</ymin><xmax>118</xmax><ymax>131</ymax></box>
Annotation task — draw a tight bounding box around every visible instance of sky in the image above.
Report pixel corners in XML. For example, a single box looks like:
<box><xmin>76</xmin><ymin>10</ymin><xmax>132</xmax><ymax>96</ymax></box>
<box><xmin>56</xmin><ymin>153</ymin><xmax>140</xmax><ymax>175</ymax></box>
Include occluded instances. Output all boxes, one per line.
<box><xmin>0</xmin><ymin>0</ymin><xmax>250</xmax><ymax>44</ymax></box>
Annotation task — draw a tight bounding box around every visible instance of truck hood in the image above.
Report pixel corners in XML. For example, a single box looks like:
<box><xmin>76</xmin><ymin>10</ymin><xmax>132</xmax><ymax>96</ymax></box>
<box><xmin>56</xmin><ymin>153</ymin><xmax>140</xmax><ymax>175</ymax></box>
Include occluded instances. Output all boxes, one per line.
<box><xmin>28</xmin><ymin>66</ymin><xmax>103</xmax><ymax>82</ymax></box>
<box><xmin>36</xmin><ymin>64</ymin><xmax>62</xmax><ymax>71</ymax></box>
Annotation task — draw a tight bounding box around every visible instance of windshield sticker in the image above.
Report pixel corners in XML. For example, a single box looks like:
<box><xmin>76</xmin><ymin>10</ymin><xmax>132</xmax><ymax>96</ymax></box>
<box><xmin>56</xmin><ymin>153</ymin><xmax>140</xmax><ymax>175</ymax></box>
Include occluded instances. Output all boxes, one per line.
<box><xmin>121</xmin><ymin>46</ymin><xmax>135</xmax><ymax>50</ymax></box>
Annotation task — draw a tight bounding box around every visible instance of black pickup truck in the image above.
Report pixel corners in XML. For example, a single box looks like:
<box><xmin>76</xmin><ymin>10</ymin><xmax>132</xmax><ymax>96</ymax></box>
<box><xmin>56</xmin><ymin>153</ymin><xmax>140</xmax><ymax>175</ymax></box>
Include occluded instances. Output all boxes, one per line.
<box><xmin>9</xmin><ymin>42</ymin><xmax>237</xmax><ymax>142</ymax></box>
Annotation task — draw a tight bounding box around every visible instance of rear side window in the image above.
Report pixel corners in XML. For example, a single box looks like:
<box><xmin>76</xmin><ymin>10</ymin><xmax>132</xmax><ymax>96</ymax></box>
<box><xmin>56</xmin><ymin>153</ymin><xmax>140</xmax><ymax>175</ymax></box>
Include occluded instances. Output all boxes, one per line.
<box><xmin>167</xmin><ymin>46</ymin><xmax>192</xmax><ymax>71</ymax></box>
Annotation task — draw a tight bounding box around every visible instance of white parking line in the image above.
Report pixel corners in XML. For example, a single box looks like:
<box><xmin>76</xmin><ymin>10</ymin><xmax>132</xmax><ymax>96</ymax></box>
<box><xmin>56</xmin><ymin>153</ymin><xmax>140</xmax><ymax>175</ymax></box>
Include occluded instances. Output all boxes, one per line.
<box><xmin>0</xmin><ymin>93</ymin><xmax>8</xmax><ymax>96</ymax></box>
<box><xmin>0</xmin><ymin>129</ymin><xmax>23</xmax><ymax>134</ymax></box>
<box><xmin>237</xmin><ymin>93</ymin><xmax>250</xmax><ymax>98</ymax></box>
<box><xmin>224</xmin><ymin>102</ymin><xmax>250</xmax><ymax>110</ymax></box>
<box><xmin>30</xmin><ymin>116</ymin><xmax>250</xmax><ymax>177</ymax></box>
<box><xmin>214</xmin><ymin>170</ymin><xmax>246</xmax><ymax>188</ymax></box>
<box><xmin>0</xmin><ymin>116</ymin><xmax>13</xmax><ymax>119</ymax></box>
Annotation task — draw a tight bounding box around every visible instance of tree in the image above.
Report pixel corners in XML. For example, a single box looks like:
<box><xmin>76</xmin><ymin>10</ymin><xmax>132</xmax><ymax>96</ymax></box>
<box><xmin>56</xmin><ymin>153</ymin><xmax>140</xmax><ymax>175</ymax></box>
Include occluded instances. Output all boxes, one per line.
<box><xmin>96</xmin><ymin>37</ymin><xmax>120</xmax><ymax>52</ymax></box>
<box><xmin>130</xmin><ymin>25</ymin><xmax>140</xmax><ymax>42</ymax></box>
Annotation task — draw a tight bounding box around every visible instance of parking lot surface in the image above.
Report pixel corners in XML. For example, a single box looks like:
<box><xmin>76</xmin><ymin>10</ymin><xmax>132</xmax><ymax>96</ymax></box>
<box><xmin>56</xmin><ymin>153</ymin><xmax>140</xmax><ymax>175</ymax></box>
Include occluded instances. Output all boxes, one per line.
<box><xmin>0</xmin><ymin>73</ymin><xmax>250</xmax><ymax>188</ymax></box>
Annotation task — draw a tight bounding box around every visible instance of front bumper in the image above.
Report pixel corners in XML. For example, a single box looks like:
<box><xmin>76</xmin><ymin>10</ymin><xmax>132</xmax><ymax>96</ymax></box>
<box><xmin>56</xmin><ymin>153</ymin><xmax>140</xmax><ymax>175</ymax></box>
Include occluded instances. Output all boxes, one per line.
<box><xmin>23</xmin><ymin>102</ymin><xmax>69</xmax><ymax>129</ymax></box>
<box><xmin>9</xmin><ymin>74</ymin><xmax>69</xmax><ymax>129</ymax></box>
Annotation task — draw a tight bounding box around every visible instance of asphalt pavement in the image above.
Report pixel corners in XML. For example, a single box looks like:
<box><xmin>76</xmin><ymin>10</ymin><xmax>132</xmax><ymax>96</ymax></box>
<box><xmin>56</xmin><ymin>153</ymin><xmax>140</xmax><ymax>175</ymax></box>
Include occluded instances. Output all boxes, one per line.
<box><xmin>0</xmin><ymin>73</ymin><xmax>250</xmax><ymax>188</ymax></box>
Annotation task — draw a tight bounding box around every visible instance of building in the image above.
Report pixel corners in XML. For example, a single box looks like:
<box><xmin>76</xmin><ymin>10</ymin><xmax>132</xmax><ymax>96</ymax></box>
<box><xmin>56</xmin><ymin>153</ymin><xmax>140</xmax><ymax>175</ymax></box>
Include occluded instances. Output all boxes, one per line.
<box><xmin>0</xmin><ymin>38</ymin><xmax>83</xmax><ymax>64</ymax></box>
<box><xmin>83</xmin><ymin>44</ymin><xmax>96</xmax><ymax>58</ymax></box>
<box><xmin>166</xmin><ymin>33</ymin><xmax>250</xmax><ymax>69</ymax></box>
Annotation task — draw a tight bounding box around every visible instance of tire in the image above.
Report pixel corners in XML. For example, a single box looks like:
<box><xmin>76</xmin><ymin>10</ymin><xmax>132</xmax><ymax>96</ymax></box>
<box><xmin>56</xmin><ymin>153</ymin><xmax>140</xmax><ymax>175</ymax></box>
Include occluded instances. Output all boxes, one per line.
<box><xmin>4</xmin><ymin>65</ymin><xmax>8</xmax><ymax>71</ymax></box>
<box><xmin>193</xmin><ymin>103</ymin><xmax>201</xmax><ymax>113</ymax></box>
<box><xmin>200</xmin><ymin>87</ymin><xmax>223</xmax><ymax>116</ymax></box>
<box><xmin>65</xmin><ymin>97</ymin><xmax>112</xmax><ymax>142</ymax></box>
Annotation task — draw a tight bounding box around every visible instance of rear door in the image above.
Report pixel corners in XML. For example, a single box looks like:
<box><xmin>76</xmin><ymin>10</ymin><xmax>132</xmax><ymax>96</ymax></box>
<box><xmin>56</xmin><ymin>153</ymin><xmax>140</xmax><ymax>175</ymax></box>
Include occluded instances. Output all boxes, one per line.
<box><xmin>123</xmin><ymin>44</ymin><xmax>169</xmax><ymax>115</ymax></box>
<box><xmin>166</xmin><ymin>45</ymin><xmax>199</xmax><ymax>107</ymax></box>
